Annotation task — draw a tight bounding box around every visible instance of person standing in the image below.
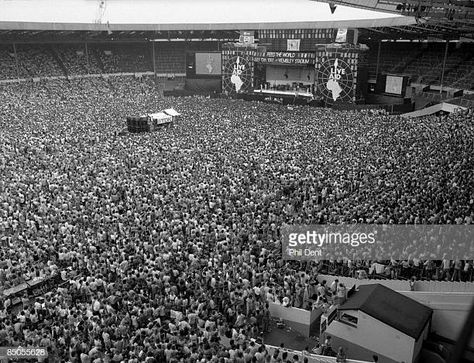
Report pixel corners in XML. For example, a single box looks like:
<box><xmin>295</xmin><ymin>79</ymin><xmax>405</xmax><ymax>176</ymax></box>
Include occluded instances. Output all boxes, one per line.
<box><xmin>336</xmin><ymin>347</ymin><xmax>347</xmax><ymax>362</ymax></box>
<box><xmin>336</xmin><ymin>283</ymin><xmax>346</xmax><ymax>305</ymax></box>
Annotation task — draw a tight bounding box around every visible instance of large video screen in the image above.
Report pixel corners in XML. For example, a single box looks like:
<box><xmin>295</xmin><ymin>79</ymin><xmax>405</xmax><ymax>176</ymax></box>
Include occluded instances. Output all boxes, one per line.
<box><xmin>385</xmin><ymin>75</ymin><xmax>404</xmax><ymax>95</ymax></box>
<box><xmin>195</xmin><ymin>52</ymin><xmax>222</xmax><ymax>76</ymax></box>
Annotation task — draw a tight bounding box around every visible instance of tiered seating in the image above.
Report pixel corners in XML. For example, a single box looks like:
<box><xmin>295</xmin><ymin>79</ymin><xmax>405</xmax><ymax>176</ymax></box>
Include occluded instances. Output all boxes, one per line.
<box><xmin>403</xmin><ymin>49</ymin><xmax>445</xmax><ymax>83</ymax></box>
<box><xmin>447</xmin><ymin>58</ymin><xmax>474</xmax><ymax>90</ymax></box>
<box><xmin>0</xmin><ymin>45</ymin><xmax>19</xmax><ymax>79</ymax></box>
<box><xmin>16</xmin><ymin>45</ymin><xmax>63</xmax><ymax>78</ymax></box>
<box><xmin>367</xmin><ymin>43</ymin><xmax>420</xmax><ymax>78</ymax></box>
<box><xmin>155</xmin><ymin>42</ymin><xmax>186</xmax><ymax>74</ymax></box>
<box><xmin>367</xmin><ymin>42</ymin><xmax>474</xmax><ymax>89</ymax></box>
<box><xmin>0</xmin><ymin>43</ymin><xmax>153</xmax><ymax>80</ymax></box>
<box><xmin>92</xmin><ymin>43</ymin><xmax>153</xmax><ymax>73</ymax></box>
<box><xmin>54</xmin><ymin>45</ymin><xmax>102</xmax><ymax>75</ymax></box>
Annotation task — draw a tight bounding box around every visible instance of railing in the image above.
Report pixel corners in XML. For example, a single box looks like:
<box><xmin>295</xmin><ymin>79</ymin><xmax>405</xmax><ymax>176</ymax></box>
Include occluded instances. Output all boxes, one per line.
<box><xmin>317</xmin><ymin>274</ymin><xmax>474</xmax><ymax>293</ymax></box>
<box><xmin>264</xmin><ymin>344</ymin><xmax>371</xmax><ymax>363</ymax></box>
<box><xmin>0</xmin><ymin>71</ymin><xmax>186</xmax><ymax>84</ymax></box>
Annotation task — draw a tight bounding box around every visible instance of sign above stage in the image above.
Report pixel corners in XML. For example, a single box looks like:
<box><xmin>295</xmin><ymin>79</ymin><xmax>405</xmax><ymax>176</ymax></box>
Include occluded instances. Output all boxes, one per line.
<box><xmin>239</xmin><ymin>31</ymin><xmax>255</xmax><ymax>44</ymax></box>
<box><xmin>287</xmin><ymin>39</ymin><xmax>300</xmax><ymax>52</ymax></box>
<box><xmin>253</xmin><ymin>51</ymin><xmax>315</xmax><ymax>65</ymax></box>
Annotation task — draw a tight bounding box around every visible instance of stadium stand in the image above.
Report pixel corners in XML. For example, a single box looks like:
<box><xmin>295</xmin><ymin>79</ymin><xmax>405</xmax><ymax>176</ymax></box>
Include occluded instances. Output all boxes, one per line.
<box><xmin>16</xmin><ymin>44</ymin><xmax>64</xmax><ymax>78</ymax></box>
<box><xmin>53</xmin><ymin>44</ymin><xmax>102</xmax><ymax>75</ymax></box>
<box><xmin>1</xmin><ymin>41</ymin><xmax>473</xmax><ymax>94</ymax></box>
<box><xmin>155</xmin><ymin>42</ymin><xmax>187</xmax><ymax>74</ymax></box>
<box><xmin>92</xmin><ymin>43</ymin><xmax>153</xmax><ymax>74</ymax></box>
<box><xmin>367</xmin><ymin>42</ymin><xmax>474</xmax><ymax>89</ymax></box>
<box><xmin>0</xmin><ymin>45</ymin><xmax>19</xmax><ymax>79</ymax></box>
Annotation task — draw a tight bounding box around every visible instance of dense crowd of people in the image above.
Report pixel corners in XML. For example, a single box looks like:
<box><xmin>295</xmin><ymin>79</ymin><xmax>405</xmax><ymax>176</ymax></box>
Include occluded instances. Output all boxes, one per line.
<box><xmin>2</xmin><ymin>42</ymin><xmax>474</xmax><ymax>91</ymax></box>
<box><xmin>97</xmin><ymin>46</ymin><xmax>153</xmax><ymax>74</ymax></box>
<box><xmin>0</xmin><ymin>46</ymin><xmax>19</xmax><ymax>80</ymax></box>
<box><xmin>55</xmin><ymin>46</ymin><xmax>102</xmax><ymax>76</ymax></box>
<box><xmin>0</xmin><ymin>44</ymin><xmax>154</xmax><ymax>80</ymax></box>
<box><xmin>0</xmin><ymin>75</ymin><xmax>473</xmax><ymax>362</ymax></box>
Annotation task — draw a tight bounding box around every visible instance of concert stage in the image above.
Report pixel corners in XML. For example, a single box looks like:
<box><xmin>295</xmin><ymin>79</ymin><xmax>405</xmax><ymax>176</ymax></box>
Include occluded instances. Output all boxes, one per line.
<box><xmin>253</xmin><ymin>89</ymin><xmax>314</xmax><ymax>99</ymax></box>
<box><xmin>222</xmin><ymin>43</ymin><xmax>369</xmax><ymax>106</ymax></box>
<box><xmin>235</xmin><ymin>90</ymin><xmax>323</xmax><ymax>106</ymax></box>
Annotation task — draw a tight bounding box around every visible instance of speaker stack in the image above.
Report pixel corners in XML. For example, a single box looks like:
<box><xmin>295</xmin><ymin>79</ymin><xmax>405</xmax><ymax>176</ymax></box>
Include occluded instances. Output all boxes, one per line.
<box><xmin>126</xmin><ymin>116</ymin><xmax>150</xmax><ymax>133</ymax></box>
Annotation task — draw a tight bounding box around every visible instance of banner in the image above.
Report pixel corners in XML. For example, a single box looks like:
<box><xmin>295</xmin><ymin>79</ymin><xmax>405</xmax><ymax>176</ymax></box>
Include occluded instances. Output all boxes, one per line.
<box><xmin>27</xmin><ymin>274</ymin><xmax>65</xmax><ymax>298</ymax></box>
<box><xmin>335</xmin><ymin>28</ymin><xmax>348</xmax><ymax>43</ymax></box>
<box><xmin>222</xmin><ymin>51</ymin><xmax>254</xmax><ymax>94</ymax></box>
<box><xmin>253</xmin><ymin>51</ymin><xmax>315</xmax><ymax>65</ymax></box>
<box><xmin>239</xmin><ymin>31</ymin><xmax>255</xmax><ymax>44</ymax></box>
<box><xmin>287</xmin><ymin>39</ymin><xmax>301</xmax><ymax>52</ymax></box>
<box><xmin>3</xmin><ymin>274</ymin><xmax>66</xmax><ymax>299</ymax></box>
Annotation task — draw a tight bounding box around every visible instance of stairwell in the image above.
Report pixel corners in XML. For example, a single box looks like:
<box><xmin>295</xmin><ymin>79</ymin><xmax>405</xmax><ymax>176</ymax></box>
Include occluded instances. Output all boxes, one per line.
<box><xmin>49</xmin><ymin>46</ymin><xmax>68</xmax><ymax>78</ymax></box>
<box><xmin>92</xmin><ymin>49</ymin><xmax>105</xmax><ymax>73</ymax></box>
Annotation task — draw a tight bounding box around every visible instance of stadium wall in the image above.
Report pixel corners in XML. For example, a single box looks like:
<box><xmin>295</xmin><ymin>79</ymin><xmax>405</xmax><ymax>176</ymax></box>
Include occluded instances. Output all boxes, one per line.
<box><xmin>185</xmin><ymin>78</ymin><xmax>221</xmax><ymax>93</ymax></box>
<box><xmin>268</xmin><ymin>302</ymin><xmax>321</xmax><ymax>337</ymax></box>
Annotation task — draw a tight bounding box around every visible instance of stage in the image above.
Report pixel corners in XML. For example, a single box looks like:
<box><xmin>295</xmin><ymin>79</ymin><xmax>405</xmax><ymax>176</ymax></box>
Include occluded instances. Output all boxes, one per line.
<box><xmin>253</xmin><ymin>89</ymin><xmax>314</xmax><ymax>98</ymax></box>
<box><xmin>234</xmin><ymin>89</ymin><xmax>322</xmax><ymax>106</ymax></box>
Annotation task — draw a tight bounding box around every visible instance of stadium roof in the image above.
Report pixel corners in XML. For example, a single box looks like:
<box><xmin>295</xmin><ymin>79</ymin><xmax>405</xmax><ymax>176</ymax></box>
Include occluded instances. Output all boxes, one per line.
<box><xmin>316</xmin><ymin>0</ymin><xmax>474</xmax><ymax>39</ymax></box>
<box><xmin>0</xmin><ymin>0</ymin><xmax>469</xmax><ymax>43</ymax></box>
<box><xmin>0</xmin><ymin>0</ymin><xmax>415</xmax><ymax>31</ymax></box>
<box><xmin>339</xmin><ymin>284</ymin><xmax>433</xmax><ymax>340</ymax></box>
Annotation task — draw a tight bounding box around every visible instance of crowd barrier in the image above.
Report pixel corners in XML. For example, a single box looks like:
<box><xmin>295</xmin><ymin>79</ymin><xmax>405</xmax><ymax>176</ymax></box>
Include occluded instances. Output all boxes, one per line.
<box><xmin>401</xmin><ymin>102</ymin><xmax>467</xmax><ymax>118</ymax></box>
<box><xmin>264</xmin><ymin>344</ymin><xmax>371</xmax><ymax>363</ymax></box>
<box><xmin>0</xmin><ymin>72</ymin><xmax>186</xmax><ymax>84</ymax></box>
<box><xmin>317</xmin><ymin>274</ymin><xmax>474</xmax><ymax>293</ymax></box>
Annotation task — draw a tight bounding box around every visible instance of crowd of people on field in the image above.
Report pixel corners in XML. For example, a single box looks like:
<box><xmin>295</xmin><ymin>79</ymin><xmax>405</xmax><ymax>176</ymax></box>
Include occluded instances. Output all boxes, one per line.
<box><xmin>0</xmin><ymin>76</ymin><xmax>473</xmax><ymax>362</ymax></box>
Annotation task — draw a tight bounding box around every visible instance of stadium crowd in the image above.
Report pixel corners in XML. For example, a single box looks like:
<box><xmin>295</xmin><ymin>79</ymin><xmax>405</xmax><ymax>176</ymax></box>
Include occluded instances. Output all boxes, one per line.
<box><xmin>55</xmin><ymin>46</ymin><xmax>102</xmax><ymax>76</ymax></box>
<box><xmin>0</xmin><ymin>76</ymin><xmax>473</xmax><ymax>362</ymax></box>
<box><xmin>0</xmin><ymin>45</ymin><xmax>153</xmax><ymax>81</ymax></box>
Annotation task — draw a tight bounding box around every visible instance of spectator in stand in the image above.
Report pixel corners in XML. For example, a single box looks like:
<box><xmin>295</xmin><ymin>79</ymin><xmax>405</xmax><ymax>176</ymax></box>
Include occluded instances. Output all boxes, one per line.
<box><xmin>452</xmin><ymin>260</ymin><xmax>463</xmax><ymax>281</ymax></box>
<box><xmin>330</xmin><ymin>279</ymin><xmax>339</xmax><ymax>295</ymax></box>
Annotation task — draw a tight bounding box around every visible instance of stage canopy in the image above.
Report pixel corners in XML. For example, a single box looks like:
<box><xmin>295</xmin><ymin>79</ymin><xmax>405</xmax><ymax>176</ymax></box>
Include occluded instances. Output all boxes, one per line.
<box><xmin>163</xmin><ymin>109</ymin><xmax>181</xmax><ymax>117</ymax></box>
<box><xmin>0</xmin><ymin>0</ymin><xmax>416</xmax><ymax>31</ymax></box>
<box><xmin>148</xmin><ymin>112</ymin><xmax>171</xmax><ymax>120</ymax></box>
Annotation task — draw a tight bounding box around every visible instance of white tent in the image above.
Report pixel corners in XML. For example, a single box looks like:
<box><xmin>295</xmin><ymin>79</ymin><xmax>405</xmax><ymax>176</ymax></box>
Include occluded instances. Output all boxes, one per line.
<box><xmin>148</xmin><ymin>112</ymin><xmax>172</xmax><ymax>125</ymax></box>
<box><xmin>163</xmin><ymin>108</ymin><xmax>181</xmax><ymax>117</ymax></box>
